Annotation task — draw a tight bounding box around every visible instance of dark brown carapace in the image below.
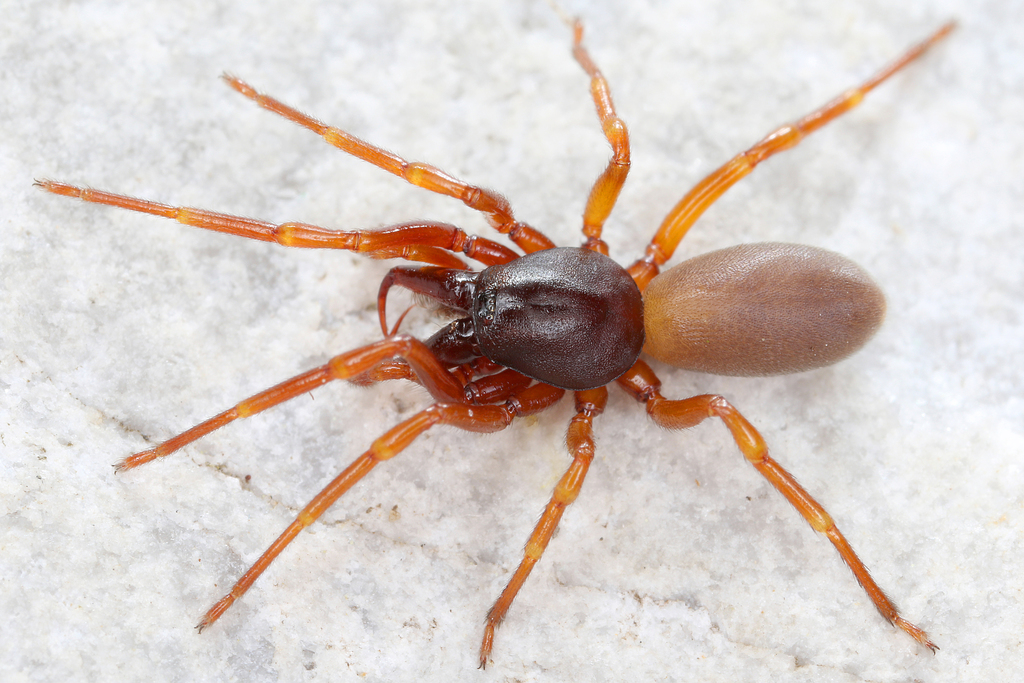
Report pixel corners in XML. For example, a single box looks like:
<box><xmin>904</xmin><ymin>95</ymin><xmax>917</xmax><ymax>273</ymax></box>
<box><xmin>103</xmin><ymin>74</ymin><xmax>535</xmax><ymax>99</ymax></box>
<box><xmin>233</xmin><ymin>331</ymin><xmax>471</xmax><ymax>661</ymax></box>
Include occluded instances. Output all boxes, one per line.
<box><xmin>38</xmin><ymin>16</ymin><xmax>953</xmax><ymax>668</ymax></box>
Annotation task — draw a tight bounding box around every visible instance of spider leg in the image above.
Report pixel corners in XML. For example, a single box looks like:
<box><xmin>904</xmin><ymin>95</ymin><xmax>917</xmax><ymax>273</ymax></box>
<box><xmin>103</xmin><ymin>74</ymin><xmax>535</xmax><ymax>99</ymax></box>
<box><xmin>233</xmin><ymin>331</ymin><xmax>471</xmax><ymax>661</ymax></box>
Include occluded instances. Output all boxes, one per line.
<box><xmin>567</xmin><ymin>20</ymin><xmax>630</xmax><ymax>254</ymax></box>
<box><xmin>36</xmin><ymin>180</ymin><xmax>518</xmax><ymax>268</ymax></box>
<box><xmin>479</xmin><ymin>386</ymin><xmax>608</xmax><ymax>669</ymax></box>
<box><xmin>221</xmin><ymin>76</ymin><xmax>556</xmax><ymax>254</ymax></box>
<box><xmin>116</xmin><ymin>336</ymin><xmax>468</xmax><ymax>472</ymax></box>
<box><xmin>197</xmin><ymin>381</ymin><xmax>565</xmax><ymax>632</ymax></box>
<box><xmin>351</xmin><ymin>356</ymin><xmax>508</xmax><ymax>388</ymax></box>
<box><xmin>615</xmin><ymin>360</ymin><xmax>936</xmax><ymax>651</ymax></box>
<box><xmin>627</xmin><ymin>22</ymin><xmax>955</xmax><ymax>289</ymax></box>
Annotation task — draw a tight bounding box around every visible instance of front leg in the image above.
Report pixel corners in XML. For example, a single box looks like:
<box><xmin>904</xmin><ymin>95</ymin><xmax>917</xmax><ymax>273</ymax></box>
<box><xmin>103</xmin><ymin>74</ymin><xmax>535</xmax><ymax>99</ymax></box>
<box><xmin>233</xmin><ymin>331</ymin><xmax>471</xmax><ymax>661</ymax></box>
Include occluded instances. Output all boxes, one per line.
<box><xmin>36</xmin><ymin>180</ymin><xmax>518</xmax><ymax>268</ymax></box>
<box><xmin>117</xmin><ymin>336</ymin><xmax>467</xmax><ymax>471</ymax></box>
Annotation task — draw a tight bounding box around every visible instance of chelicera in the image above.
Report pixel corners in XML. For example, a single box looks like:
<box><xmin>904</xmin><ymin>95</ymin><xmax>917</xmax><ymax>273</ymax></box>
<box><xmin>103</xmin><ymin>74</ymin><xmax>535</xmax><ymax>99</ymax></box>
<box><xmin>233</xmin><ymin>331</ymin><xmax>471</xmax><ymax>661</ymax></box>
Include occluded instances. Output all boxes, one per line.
<box><xmin>39</xmin><ymin>18</ymin><xmax>953</xmax><ymax>667</ymax></box>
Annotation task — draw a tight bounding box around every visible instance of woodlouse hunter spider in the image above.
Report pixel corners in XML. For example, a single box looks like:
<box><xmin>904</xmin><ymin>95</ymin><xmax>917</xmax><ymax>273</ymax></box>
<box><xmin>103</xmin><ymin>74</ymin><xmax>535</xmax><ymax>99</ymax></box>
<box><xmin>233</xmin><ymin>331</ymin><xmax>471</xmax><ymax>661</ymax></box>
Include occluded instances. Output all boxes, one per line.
<box><xmin>37</xmin><ymin>17</ymin><xmax>954</xmax><ymax>668</ymax></box>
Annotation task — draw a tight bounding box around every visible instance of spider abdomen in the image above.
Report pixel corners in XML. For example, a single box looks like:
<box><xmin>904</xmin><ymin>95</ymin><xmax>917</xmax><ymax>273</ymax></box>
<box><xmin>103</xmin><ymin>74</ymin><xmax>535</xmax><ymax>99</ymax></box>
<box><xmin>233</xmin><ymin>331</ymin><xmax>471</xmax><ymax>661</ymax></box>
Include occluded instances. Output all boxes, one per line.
<box><xmin>642</xmin><ymin>243</ymin><xmax>886</xmax><ymax>376</ymax></box>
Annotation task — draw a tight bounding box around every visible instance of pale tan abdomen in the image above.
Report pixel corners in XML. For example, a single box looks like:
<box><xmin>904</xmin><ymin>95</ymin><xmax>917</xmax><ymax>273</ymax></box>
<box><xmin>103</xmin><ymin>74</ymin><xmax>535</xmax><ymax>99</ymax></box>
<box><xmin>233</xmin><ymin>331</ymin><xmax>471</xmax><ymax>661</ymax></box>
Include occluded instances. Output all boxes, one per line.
<box><xmin>642</xmin><ymin>243</ymin><xmax>886</xmax><ymax>376</ymax></box>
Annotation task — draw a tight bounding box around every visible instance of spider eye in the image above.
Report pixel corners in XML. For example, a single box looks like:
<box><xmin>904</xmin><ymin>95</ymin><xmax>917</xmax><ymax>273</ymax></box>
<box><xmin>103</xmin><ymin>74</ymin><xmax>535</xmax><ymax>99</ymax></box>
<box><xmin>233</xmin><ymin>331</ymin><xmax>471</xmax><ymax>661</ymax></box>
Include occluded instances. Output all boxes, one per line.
<box><xmin>477</xmin><ymin>292</ymin><xmax>496</xmax><ymax>325</ymax></box>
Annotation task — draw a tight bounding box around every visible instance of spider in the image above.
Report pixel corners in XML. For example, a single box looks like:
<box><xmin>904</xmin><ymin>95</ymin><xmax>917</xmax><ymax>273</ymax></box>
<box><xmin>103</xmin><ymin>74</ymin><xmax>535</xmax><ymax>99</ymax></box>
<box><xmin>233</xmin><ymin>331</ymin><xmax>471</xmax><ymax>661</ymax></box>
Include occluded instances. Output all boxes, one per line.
<box><xmin>38</xmin><ymin>17</ymin><xmax>953</xmax><ymax>668</ymax></box>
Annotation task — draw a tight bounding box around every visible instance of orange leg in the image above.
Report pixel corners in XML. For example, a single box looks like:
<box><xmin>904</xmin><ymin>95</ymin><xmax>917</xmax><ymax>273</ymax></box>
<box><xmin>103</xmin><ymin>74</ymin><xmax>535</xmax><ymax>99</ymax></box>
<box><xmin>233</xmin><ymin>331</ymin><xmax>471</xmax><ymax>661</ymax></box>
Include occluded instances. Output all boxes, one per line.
<box><xmin>221</xmin><ymin>75</ymin><xmax>556</xmax><ymax>254</ymax></box>
<box><xmin>616</xmin><ymin>360</ymin><xmax>936</xmax><ymax>652</ymax></box>
<box><xmin>568</xmin><ymin>20</ymin><xmax>631</xmax><ymax>254</ymax></box>
<box><xmin>36</xmin><ymin>180</ymin><xmax>518</xmax><ymax>268</ymax></box>
<box><xmin>356</xmin><ymin>363</ymin><xmax>534</xmax><ymax>406</ymax></box>
<box><xmin>116</xmin><ymin>336</ymin><xmax>467</xmax><ymax>472</ymax></box>
<box><xmin>350</xmin><ymin>356</ymin><xmax>507</xmax><ymax>389</ymax></box>
<box><xmin>479</xmin><ymin>386</ymin><xmax>608</xmax><ymax>668</ymax></box>
<box><xmin>627</xmin><ymin>22</ymin><xmax>955</xmax><ymax>290</ymax></box>
<box><xmin>198</xmin><ymin>382</ymin><xmax>566</xmax><ymax>632</ymax></box>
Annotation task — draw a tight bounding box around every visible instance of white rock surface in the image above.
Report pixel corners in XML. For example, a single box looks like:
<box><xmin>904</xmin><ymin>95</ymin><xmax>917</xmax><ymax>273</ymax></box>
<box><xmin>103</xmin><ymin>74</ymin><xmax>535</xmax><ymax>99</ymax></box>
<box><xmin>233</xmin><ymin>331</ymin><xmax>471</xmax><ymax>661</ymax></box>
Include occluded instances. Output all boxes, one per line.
<box><xmin>3</xmin><ymin>1</ymin><xmax>1020</xmax><ymax>681</ymax></box>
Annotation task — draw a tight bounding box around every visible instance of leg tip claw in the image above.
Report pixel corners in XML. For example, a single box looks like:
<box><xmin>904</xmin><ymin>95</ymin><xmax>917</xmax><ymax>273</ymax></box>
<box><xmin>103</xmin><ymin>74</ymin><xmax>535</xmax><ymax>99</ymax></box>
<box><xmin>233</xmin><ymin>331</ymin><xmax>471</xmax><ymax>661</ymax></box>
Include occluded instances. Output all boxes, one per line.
<box><xmin>895</xmin><ymin>616</ymin><xmax>938</xmax><ymax>653</ymax></box>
